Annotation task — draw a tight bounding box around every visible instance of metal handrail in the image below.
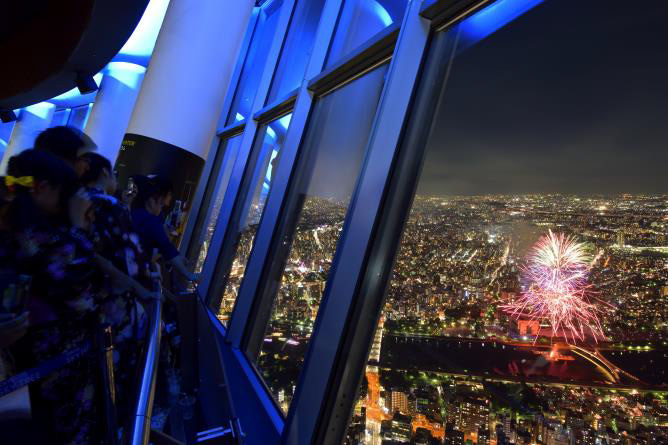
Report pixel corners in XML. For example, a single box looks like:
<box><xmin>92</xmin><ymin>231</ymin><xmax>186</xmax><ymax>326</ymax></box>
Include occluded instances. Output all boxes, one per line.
<box><xmin>128</xmin><ymin>274</ymin><xmax>163</xmax><ymax>445</ymax></box>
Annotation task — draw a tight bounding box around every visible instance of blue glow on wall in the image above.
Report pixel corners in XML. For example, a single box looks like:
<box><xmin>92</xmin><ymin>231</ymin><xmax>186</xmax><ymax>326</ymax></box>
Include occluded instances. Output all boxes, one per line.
<box><xmin>106</xmin><ymin>62</ymin><xmax>147</xmax><ymax>89</ymax></box>
<box><xmin>51</xmin><ymin>108</ymin><xmax>72</xmax><ymax>127</ymax></box>
<box><xmin>266</xmin><ymin>126</ymin><xmax>277</xmax><ymax>140</ymax></box>
<box><xmin>235</xmin><ymin>113</ymin><xmax>245</xmax><ymax>123</ymax></box>
<box><xmin>263</xmin><ymin>148</ymin><xmax>279</xmax><ymax>191</ymax></box>
<box><xmin>82</xmin><ymin>103</ymin><xmax>94</xmax><ymax>129</ymax></box>
<box><xmin>0</xmin><ymin>121</ymin><xmax>15</xmax><ymax>145</ymax></box>
<box><xmin>118</xmin><ymin>0</ymin><xmax>170</xmax><ymax>60</ymax></box>
<box><xmin>277</xmin><ymin>114</ymin><xmax>291</xmax><ymax>131</ymax></box>
<box><xmin>458</xmin><ymin>0</ymin><xmax>544</xmax><ymax>49</ymax></box>
<box><xmin>23</xmin><ymin>102</ymin><xmax>56</xmax><ymax>120</ymax></box>
<box><xmin>372</xmin><ymin>1</ymin><xmax>394</xmax><ymax>27</ymax></box>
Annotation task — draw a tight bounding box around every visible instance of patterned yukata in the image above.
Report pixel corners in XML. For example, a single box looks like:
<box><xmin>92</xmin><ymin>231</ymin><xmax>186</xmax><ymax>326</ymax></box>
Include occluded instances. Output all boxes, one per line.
<box><xmin>84</xmin><ymin>187</ymin><xmax>150</xmax><ymax>422</ymax></box>
<box><xmin>12</xmin><ymin>224</ymin><xmax>105</xmax><ymax>445</ymax></box>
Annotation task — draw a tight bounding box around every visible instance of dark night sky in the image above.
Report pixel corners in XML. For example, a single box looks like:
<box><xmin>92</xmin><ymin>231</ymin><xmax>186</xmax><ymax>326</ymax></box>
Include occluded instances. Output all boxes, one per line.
<box><xmin>420</xmin><ymin>0</ymin><xmax>668</xmax><ymax>196</ymax></box>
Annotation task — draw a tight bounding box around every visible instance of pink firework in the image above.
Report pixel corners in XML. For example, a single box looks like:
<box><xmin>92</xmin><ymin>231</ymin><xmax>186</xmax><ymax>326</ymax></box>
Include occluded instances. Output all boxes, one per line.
<box><xmin>503</xmin><ymin>230</ymin><xmax>605</xmax><ymax>343</ymax></box>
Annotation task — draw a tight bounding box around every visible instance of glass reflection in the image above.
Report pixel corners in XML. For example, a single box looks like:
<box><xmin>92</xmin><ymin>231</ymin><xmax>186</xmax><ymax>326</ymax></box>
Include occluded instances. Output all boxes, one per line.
<box><xmin>0</xmin><ymin>121</ymin><xmax>14</xmax><ymax>148</ymax></box>
<box><xmin>67</xmin><ymin>104</ymin><xmax>92</xmax><ymax>131</ymax></box>
<box><xmin>326</xmin><ymin>0</ymin><xmax>408</xmax><ymax>67</ymax></box>
<box><xmin>257</xmin><ymin>64</ymin><xmax>389</xmax><ymax>414</ymax></box>
<box><xmin>217</xmin><ymin>114</ymin><xmax>292</xmax><ymax>325</ymax></box>
<box><xmin>193</xmin><ymin>135</ymin><xmax>244</xmax><ymax>274</ymax></box>
<box><xmin>267</xmin><ymin>0</ymin><xmax>326</xmax><ymax>104</ymax></box>
<box><xmin>226</xmin><ymin>0</ymin><xmax>284</xmax><ymax>126</ymax></box>
<box><xmin>51</xmin><ymin>109</ymin><xmax>71</xmax><ymax>128</ymax></box>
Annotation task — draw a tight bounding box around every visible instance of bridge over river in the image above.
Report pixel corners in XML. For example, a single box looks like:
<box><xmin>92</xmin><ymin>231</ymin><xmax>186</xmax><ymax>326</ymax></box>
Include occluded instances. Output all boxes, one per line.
<box><xmin>379</xmin><ymin>334</ymin><xmax>668</xmax><ymax>389</ymax></box>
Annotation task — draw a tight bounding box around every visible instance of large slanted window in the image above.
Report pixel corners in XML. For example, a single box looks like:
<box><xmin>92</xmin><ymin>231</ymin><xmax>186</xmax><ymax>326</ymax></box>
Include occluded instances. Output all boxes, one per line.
<box><xmin>67</xmin><ymin>103</ymin><xmax>92</xmax><ymax>130</ymax></box>
<box><xmin>226</xmin><ymin>0</ymin><xmax>285</xmax><ymax>125</ymax></box>
<box><xmin>190</xmin><ymin>134</ymin><xmax>244</xmax><ymax>273</ymax></box>
<box><xmin>213</xmin><ymin>113</ymin><xmax>293</xmax><ymax>326</ymax></box>
<box><xmin>51</xmin><ymin>108</ymin><xmax>71</xmax><ymax>127</ymax></box>
<box><xmin>344</xmin><ymin>1</ymin><xmax>668</xmax><ymax>444</ymax></box>
<box><xmin>0</xmin><ymin>121</ymin><xmax>15</xmax><ymax>148</ymax></box>
<box><xmin>256</xmin><ymin>62</ymin><xmax>390</xmax><ymax>414</ymax></box>
<box><xmin>267</xmin><ymin>0</ymin><xmax>326</xmax><ymax>104</ymax></box>
<box><xmin>326</xmin><ymin>0</ymin><xmax>408</xmax><ymax>67</ymax></box>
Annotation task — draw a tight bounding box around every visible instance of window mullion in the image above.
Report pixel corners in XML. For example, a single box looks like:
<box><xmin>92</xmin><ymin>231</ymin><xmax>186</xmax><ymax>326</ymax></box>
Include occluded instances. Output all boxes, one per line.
<box><xmin>198</xmin><ymin>0</ymin><xmax>297</xmax><ymax>301</ymax></box>
<box><xmin>282</xmin><ymin>1</ymin><xmax>431</xmax><ymax>443</ymax></box>
<box><xmin>181</xmin><ymin>10</ymin><xmax>260</xmax><ymax>255</ymax></box>
<box><xmin>225</xmin><ymin>0</ymin><xmax>345</xmax><ymax>351</ymax></box>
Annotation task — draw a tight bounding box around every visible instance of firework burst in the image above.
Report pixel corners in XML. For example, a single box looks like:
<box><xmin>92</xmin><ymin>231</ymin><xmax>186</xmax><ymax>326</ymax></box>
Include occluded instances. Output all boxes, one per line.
<box><xmin>502</xmin><ymin>230</ymin><xmax>606</xmax><ymax>343</ymax></box>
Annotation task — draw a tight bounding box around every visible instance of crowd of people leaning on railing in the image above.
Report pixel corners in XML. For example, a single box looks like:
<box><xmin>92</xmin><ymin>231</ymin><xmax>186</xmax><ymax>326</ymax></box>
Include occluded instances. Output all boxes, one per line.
<box><xmin>0</xmin><ymin>126</ymin><xmax>197</xmax><ymax>444</ymax></box>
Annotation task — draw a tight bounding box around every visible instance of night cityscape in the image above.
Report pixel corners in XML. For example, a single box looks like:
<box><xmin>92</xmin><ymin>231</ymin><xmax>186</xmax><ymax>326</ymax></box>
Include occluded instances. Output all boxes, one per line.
<box><xmin>6</xmin><ymin>0</ymin><xmax>668</xmax><ymax>443</ymax></box>
<box><xmin>244</xmin><ymin>193</ymin><xmax>668</xmax><ymax>444</ymax></box>
<box><xmin>203</xmin><ymin>2</ymin><xmax>668</xmax><ymax>443</ymax></box>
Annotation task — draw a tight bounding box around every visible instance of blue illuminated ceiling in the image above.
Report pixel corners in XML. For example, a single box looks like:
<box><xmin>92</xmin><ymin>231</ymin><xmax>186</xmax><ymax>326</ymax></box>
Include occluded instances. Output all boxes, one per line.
<box><xmin>49</xmin><ymin>73</ymin><xmax>103</xmax><ymax>109</ymax></box>
<box><xmin>46</xmin><ymin>0</ymin><xmax>168</xmax><ymax>110</ymax></box>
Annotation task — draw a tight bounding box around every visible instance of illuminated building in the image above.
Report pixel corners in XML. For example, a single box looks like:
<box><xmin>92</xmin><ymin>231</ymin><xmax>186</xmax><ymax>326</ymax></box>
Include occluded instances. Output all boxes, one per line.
<box><xmin>477</xmin><ymin>427</ymin><xmax>490</xmax><ymax>445</ymax></box>
<box><xmin>444</xmin><ymin>426</ymin><xmax>465</xmax><ymax>445</ymax></box>
<box><xmin>457</xmin><ymin>397</ymin><xmax>490</xmax><ymax>435</ymax></box>
<box><xmin>617</xmin><ymin>231</ymin><xmax>625</xmax><ymax>248</ymax></box>
<box><xmin>390</xmin><ymin>389</ymin><xmax>409</xmax><ymax>415</ymax></box>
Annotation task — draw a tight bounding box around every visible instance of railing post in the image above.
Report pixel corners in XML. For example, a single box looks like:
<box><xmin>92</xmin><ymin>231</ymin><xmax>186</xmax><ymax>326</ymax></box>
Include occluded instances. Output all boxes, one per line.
<box><xmin>127</xmin><ymin>270</ymin><xmax>164</xmax><ymax>445</ymax></box>
<box><xmin>98</xmin><ymin>323</ymin><xmax>119</xmax><ymax>445</ymax></box>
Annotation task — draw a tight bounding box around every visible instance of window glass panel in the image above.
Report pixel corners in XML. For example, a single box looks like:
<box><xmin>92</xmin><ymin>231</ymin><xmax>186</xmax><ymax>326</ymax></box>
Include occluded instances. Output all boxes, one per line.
<box><xmin>267</xmin><ymin>0</ymin><xmax>326</xmax><ymax>104</ymax></box>
<box><xmin>226</xmin><ymin>0</ymin><xmax>284</xmax><ymax>126</ymax></box>
<box><xmin>216</xmin><ymin>113</ymin><xmax>292</xmax><ymax>325</ymax></box>
<box><xmin>345</xmin><ymin>1</ymin><xmax>668</xmax><ymax>444</ymax></box>
<box><xmin>257</xmin><ymin>63</ymin><xmax>389</xmax><ymax>414</ymax></box>
<box><xmin>193</xmin><ymin>134</ymin><xmax>244</xmax><ymax>274</ymax></box>
<box><xmin>51</xmin><ymin>109</ymin><xmax>71</xmax><ymax>128</ymax></box>
<box><xmin>0</xmin><ymin>121</ymin><xmax>15</xmax><ymax>148</ymax></box>
<box><xmin>67</xmin><ymin>104</ymin><xmax>92</xmax><ymax>131</ymax></box>
<box><xmin>326</xmin><ymin>0</ymin><xmax>408</xmax><ymax>68</ymax></box>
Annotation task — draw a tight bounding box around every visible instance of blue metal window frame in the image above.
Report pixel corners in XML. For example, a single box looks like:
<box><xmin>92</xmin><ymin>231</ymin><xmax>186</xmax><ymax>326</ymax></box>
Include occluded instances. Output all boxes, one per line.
<box><xmin>181</xmin><ymin>1</ymin><xmax>509</xmax><ymax>443</ymax></box>
<box><xmin>197</xmin><ymin>0</ymin><xmax>297</xmax><ymax>303</ymax></box>
<box><xmin>181</xmin><ymin>7</ymin><xmax>260</xmax><ymax>253</ymax></box>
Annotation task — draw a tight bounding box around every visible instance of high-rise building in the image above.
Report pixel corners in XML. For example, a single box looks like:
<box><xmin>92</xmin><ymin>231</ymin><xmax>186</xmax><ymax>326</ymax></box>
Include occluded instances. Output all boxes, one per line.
<box><xmin>477</xmin><ymin>427</ymin><xmax>491</xmax><ymax>445</ymax></box>
<box><xmin>368</xmin><ymin>316</ymin><xmax>385</xmax><ymax>364</ymax></box>
<box><xmin>391</xmin><ymin>389</ymin><xmax>409</xmax><ymax>414</ymax></box>
<box><xmin>458</xmin><ymin>397</ymin><xmax>490</xmax><ymax>435</ymax></box>
<box><xmin>391</xmin><ymin>412</ymin><xmax>413</xmax><ymax>442</ymax></box>
<box><xmin>444</xmin><ymin>428</ymin><xmax>465</xmax><ymax>445</ymax></box>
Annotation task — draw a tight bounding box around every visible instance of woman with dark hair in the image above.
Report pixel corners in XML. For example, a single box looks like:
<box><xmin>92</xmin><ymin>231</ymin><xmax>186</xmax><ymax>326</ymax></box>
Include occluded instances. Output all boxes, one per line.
<box><xmin>78</xmin><ymin>152</ymin><xmax>155</xmax><ymax>422</ymax></box>
<box><xmin>130</xmin><ymin>175</ymin><xmax>198</xmax><ymax>282</ymax></box>
<box><xmin>5</xmin><ymin>149</ymin><xmax>103</xmax><ymax>444</ymax></box>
